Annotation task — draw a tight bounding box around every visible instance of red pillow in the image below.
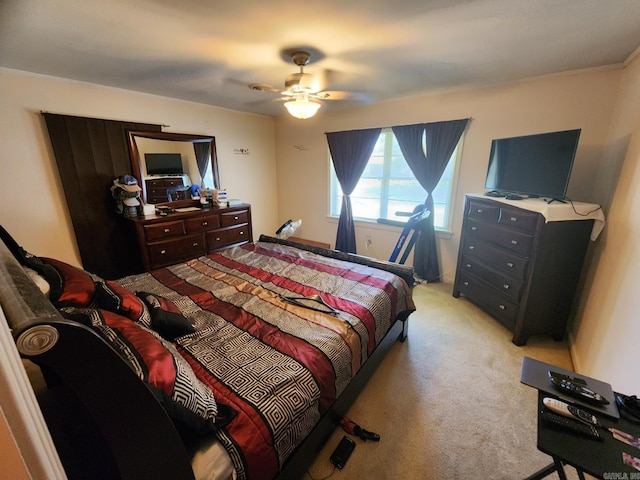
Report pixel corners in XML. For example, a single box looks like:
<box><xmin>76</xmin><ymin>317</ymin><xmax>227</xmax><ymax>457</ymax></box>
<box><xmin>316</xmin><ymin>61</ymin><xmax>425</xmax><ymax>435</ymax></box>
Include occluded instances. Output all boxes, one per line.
<box><xmin>40</xmin><ymin>257</ymin><xmax>97</xmax><ymax>307</ymax></box>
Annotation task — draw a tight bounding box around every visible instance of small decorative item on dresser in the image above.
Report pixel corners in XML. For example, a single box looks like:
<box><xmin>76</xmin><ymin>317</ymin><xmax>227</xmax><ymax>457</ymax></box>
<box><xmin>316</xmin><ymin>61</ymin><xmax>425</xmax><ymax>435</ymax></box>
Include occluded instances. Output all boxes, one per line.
<box><xmin>155</xmin><ymin>205</ymin><xmax>173</xmax><ymax>216</ymax></box>
<box><xmin>214</xmin><ymin>189</ymin><xmax>228</xmax><ymax>207</ymax></box>
<box><xmin>142</xmin><ymin>204</ymin><xmax>155</xmax><ymax>216</ymax></box>
<box><xmin>199</xmin><ymin>188</ymin><xmax>214</xmax><ymax>206</ymax></box>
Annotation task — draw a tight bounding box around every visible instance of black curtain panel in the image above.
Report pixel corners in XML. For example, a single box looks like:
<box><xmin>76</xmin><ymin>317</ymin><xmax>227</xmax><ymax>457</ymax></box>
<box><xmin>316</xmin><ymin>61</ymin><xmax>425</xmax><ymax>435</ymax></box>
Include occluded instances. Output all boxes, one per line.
<box><xmin>326</xmin><ymin>127</ymin><xmax>381</xmax><ymax>253</ymax></box>
<box><xmin>193</xmin><ymin>141</ymin><xmax>220</xmax><ymax>188</ymax></box>
<box><xmin>43</xmin><ymin>113</ymin><xmax>161</xmax><ymax>279</ymax></box>
<box><xmin>392</xmin><ymin>119</ymin><xmax>469</xmax><ymax>282</ymax></box>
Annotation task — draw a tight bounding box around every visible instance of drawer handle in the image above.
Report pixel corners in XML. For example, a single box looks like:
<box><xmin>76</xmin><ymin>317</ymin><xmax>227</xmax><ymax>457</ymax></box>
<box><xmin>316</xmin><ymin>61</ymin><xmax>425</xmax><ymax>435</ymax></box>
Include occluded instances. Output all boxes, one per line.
<box><xmin>239</xmin><ymin>231</ymin><xmax>244</xmax><ymax>235</ymax></box>
<box><xmin>463</xmin><ymin>281</ymin><xmax>469</xmax><ymax>286</ymax></box>
<box><xmin>477</xmin><ymin>209</ymin><xmax>484</xmax><ymax>213</ymax></box>
<box><xmin>510</xmin><ymin>217</ymin><xmax>517</xmax><ymax>222</ymax></box>
<box><xmin>465</xmin><ymin>263</ymin><xmax>471</xmax><ymax>269</ymax></box>
<box><xmin>511</xmin><ymin>240</ymin><xmax>518</xmax><ymax>245</ymax></box>
<box><xmin>164</xmin><ymin>228</ymin><xmax>170</xmax><ymax>233</ymax></box>
<box><xmin>216</xmin><ymin>237</ymin><xmax>221</xmax><ymax>241</ymax></box>
<box><xmin>160</xmin><ymin>249</ymin><xmax>166</xmax><ymax>255</ymax></box>
<box><xmin>503</xmin><ymin>284</ymin><xmax>510</xmax><ymax>290</ymax></box>
<box><xmin>234</xmin><ymin>216</ymin><xmax>239</xmax><ymax>220</ymax></box>
<box><xmin>202</xmin><ymin>221</ymin><xmax>208</xmax><ymax>226</ymax></box>
<box><xmin>468</xmin><ymin>245</ymin><xmax>475</xmax><ymax>250</ymax></box>
<box><xmin>193</xmin><ymin>242</ymin><xmax>199</xmax><ymax>247</ymax></box>
<box><xmin>506</xmin><ymin>262</ymin><xmax>514</xmax><ymax>268</ymax></box>
<box><xmin>498</xmin><ymin>304</ymin><xmax>506</xmax><ymax>310</ymax></box>
<box><xmin>471</xmin><ymin>226</ymin><xmax>478</xmax><ymax>231</ymax></box>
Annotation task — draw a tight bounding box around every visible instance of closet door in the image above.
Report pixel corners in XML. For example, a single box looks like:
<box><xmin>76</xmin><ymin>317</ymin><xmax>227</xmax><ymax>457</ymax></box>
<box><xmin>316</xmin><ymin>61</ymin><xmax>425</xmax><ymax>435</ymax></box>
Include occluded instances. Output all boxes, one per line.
<box><xmin>44</xmin><ymin>113</ymin><xmax>160</xmax><ymax>279</ymax></box>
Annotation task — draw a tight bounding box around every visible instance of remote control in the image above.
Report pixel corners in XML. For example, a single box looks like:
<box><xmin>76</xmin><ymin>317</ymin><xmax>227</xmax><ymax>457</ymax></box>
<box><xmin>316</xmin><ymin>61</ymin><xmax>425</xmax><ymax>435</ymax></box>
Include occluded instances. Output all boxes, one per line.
<box><xmin>540</xmin><ymin>410</ymin><xmax>602</xmax><ymax>440</ymax></box>
<box><xmin>548</xmin><ymin>371</ymin><xmax>609</xmax><ymax>404</ymax></box>
<box><xmin>330</xmin><ymin>436</ymin><xmax>355</xmax><ymax>469</ymax></box>
<box><xmin>543</xmin><ymin>397</ymin><xmax>599</xmax><ymax>425</ymax></box>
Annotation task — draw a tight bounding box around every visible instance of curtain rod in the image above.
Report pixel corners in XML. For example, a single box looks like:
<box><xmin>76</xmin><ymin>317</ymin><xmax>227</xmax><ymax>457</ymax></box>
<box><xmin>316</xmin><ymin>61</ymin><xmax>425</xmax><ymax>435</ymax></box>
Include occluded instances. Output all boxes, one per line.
<box><xmin>39</xmin><ymin>111</ymin><xmax>170</xmax><ymax>127</ymax></box>
<box><xmin>325</xmin><ymin>117</ymin><xmax>473</xmax><ymax>135</ymax></box>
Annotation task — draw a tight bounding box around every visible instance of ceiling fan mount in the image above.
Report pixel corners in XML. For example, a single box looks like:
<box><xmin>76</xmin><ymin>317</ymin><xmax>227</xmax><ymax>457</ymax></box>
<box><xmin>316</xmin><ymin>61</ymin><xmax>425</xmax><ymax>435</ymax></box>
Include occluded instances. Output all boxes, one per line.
<box><xmin>290</xmin><ymin>51</ymin><xmax>311</xmax><ymax>68</ymax></box>
<box><xmin>248</xmin><ymin>49</ymin><xmax>370</xmax><ymax>118</ymax></box>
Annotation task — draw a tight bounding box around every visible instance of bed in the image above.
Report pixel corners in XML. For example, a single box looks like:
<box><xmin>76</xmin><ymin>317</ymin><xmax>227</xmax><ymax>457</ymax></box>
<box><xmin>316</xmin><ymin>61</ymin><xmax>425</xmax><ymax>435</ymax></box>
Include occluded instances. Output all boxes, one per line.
<box><xmin>0</xmin><ymin>229</ymin><xmax>415</xmax><ymax>480</ymax></box>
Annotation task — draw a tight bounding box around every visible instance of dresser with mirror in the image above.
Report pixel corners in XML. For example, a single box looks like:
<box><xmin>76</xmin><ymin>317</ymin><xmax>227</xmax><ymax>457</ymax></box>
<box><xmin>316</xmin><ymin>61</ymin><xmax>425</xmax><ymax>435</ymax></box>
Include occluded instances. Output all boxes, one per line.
<box><xmin>126</xmin><ymin>130</ymin><xmax>252</xmax><ymax>271</ymax></box>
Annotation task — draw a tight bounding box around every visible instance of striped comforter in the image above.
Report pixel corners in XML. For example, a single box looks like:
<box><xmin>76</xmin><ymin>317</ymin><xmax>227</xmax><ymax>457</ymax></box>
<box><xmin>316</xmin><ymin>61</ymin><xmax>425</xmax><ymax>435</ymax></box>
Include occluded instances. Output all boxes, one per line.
<box><xmin>117</xmin><ymin>241</ymin><xmax>415</xmax><ymax>479</ymax></box>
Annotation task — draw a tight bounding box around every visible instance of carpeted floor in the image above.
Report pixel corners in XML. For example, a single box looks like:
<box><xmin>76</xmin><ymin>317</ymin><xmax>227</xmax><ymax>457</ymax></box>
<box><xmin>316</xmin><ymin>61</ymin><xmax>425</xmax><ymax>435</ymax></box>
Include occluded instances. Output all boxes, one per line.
<box><xmin>305</xmin><ymin>282</ymin><xmax>583</xmax><ymax>480</ymax></box>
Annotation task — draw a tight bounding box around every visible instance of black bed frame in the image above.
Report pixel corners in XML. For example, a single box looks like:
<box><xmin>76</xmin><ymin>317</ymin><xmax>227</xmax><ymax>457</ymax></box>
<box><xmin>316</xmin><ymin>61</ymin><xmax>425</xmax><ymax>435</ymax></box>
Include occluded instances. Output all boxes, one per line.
<box><xmin>0</xmin><ymin>237</ymin><xmax>413</xmax><ymax>480</ymax></box>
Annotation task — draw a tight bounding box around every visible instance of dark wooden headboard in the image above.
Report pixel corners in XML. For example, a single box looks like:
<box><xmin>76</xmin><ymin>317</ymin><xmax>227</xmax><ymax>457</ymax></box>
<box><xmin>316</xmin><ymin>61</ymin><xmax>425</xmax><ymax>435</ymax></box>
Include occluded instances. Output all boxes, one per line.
<box><xmin>0</xmin><ymin>240</ymin><xmax>196</xmax><ymax>480</ymax></box>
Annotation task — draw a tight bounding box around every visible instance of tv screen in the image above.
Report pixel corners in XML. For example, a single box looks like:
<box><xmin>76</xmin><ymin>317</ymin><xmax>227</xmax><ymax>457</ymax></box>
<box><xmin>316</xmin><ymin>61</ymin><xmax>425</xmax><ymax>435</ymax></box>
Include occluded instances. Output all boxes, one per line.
<box><xmin>484</xmin><ymin>129</ymin><xmax>581</xmax><ymax>199</ymax></box>
<box><xmin>145</xmin><ymin>153</ymin><xmax>183</xmax><ymax>176</ymax></box>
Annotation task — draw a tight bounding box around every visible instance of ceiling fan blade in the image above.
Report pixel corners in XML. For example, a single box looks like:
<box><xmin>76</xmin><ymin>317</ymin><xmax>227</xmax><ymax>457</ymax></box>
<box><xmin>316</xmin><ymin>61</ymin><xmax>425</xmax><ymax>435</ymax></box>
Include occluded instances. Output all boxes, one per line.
<box><xmin>248</xmin><ymin>83</ymin><xmax>283</xmax><ymax>94</ymax></box>
<box><xmin>314</xmin><ymin>91</ymin><xmax>372</xmax><ymax>102</ymax></box>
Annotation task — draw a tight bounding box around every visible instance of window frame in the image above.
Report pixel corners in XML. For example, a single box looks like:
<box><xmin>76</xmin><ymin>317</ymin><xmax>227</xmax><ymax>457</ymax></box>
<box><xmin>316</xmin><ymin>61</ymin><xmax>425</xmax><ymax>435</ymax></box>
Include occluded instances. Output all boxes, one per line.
<box><xmin>328</xmin><ymin>128</ymin><xmax>463</xmax><ymax>234</ymax></box>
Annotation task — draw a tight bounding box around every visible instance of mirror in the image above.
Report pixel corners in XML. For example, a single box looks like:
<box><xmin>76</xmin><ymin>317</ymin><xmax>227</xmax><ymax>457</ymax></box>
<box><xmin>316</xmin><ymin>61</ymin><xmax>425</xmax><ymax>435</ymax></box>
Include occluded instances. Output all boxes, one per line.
<box><xmin>127</xmin><ymin>131</ymin><xmax>219</xmax><ymax>205</ymax></box>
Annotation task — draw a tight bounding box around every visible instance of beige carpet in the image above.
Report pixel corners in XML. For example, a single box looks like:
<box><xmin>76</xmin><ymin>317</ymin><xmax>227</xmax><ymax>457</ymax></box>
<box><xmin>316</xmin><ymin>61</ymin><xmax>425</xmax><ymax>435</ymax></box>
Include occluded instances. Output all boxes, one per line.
<box><xmin>305</xmin><ymin>282</ymin><xmax>584</xmax><ymax>480</ymax></box>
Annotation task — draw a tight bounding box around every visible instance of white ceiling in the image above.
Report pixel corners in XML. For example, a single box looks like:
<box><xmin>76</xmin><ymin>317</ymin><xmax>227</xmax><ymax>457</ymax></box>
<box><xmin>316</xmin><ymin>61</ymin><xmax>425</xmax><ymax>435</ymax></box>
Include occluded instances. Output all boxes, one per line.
<box><xmin>1</xmin><ymin>0</ymin><xmax>640</xmax><ymax>118</ymax></box>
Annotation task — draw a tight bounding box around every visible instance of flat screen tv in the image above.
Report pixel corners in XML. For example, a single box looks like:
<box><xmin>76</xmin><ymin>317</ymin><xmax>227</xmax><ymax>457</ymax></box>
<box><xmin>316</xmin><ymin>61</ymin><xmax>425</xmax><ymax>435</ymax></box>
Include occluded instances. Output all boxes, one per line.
<box><xmin>484</xmin><ymin>129</ymin><xmax>581</xmax><ymax>200</ymax></box>
<box><xmin>145</xmin><ymin>153</ymin><xmax>184</xmax><ymax>176</ymax></box>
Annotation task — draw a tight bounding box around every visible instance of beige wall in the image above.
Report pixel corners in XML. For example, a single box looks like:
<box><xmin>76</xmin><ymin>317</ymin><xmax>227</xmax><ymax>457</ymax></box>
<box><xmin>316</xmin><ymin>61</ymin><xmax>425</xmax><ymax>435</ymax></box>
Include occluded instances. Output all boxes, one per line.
<box><xmin>274</xmin><ymin>68</ymin><xmax>621</xmax><ymax>282</ymax></box>
<box><xmin>0</xmin><ymin>407</ymin><xmax>30</xmax><ymax>480</ymax></box>
<box><xmin>570</xmin><ymin>54</ymin><xmax>640</xmax><ymax>394</ymax></box>
<box><xmin>0</xmin><ymin>68</ymin><xmax>279</xmax><ymax>265</ymax></box>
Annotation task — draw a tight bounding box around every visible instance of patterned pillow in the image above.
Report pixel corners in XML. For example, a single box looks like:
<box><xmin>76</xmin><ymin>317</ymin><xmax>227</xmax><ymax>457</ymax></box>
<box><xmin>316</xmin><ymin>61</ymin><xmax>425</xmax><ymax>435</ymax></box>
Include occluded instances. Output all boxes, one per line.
<box><xmin>95</xmin><ymin>281</ymin><xmax>151</xmax><ymax>327</ymax></box>
<box><xmin>60</xmin><ymin>307</ymin><xmax>222</xmax><ymax>434</ymax></box>
<box><xmin>136</xmin><ymin>291</ymin><xmax>195</xmax><ymax>340</ymax></box>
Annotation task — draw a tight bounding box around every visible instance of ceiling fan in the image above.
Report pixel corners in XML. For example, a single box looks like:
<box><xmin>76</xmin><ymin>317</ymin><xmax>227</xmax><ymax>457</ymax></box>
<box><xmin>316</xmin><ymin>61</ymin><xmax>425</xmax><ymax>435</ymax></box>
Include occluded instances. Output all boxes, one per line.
<box><xmin>248</xmin><ymin>50</ymin><xmax>368</xmax><ymax>119</ymax></box>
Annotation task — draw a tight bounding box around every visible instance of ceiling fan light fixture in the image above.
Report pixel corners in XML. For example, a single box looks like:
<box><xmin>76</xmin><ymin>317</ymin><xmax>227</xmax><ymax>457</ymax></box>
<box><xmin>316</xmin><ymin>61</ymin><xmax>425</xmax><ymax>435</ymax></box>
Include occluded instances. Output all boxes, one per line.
<box><xmin>284</xmin><ymin>95</ymin><xmax>321</xmax><ymax>119</ymax></box>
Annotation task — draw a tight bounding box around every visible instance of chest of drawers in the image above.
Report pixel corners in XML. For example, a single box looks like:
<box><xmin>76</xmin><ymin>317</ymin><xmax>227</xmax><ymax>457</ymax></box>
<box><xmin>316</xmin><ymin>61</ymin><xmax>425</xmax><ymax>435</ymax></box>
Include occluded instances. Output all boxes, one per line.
<box><xmin>452</xmin><ymin>196</ymin><xmax>593</xmax><ymax>345</ymax></box>
<box><xmin>145</xmin><ymin>177</ymin><xmax>185</xmax><ymax>204</ymax></box>
<box><xmin>129</xmin><ymin>204</ymin><xmax>252</xmax><ymax>271</ymax></box>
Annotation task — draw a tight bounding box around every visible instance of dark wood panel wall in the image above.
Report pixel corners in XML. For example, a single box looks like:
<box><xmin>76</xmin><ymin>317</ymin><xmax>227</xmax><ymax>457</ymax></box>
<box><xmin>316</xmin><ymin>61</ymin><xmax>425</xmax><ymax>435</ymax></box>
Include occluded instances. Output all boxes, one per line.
<box><xmin>44</xmin><ymin>113</ymin><xmax>161</xmax><ymax>279</ymax></box>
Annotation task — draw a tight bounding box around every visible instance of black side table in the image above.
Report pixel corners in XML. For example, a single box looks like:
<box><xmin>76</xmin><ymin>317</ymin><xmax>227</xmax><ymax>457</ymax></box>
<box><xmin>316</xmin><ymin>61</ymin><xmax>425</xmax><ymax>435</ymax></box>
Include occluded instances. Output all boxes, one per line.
<box><xmin>520</xmin><ymin>357</ymin><xmax>640</xmax><ymax>479</ymax></box>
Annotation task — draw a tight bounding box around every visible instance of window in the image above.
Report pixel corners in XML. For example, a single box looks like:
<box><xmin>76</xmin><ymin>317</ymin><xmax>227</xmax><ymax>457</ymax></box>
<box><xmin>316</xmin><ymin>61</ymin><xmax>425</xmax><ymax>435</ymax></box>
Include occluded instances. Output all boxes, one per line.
<box><xmin>329</xmin><ymin>129</ymin><xmax>461</xmax><ymax>230</ymax></box>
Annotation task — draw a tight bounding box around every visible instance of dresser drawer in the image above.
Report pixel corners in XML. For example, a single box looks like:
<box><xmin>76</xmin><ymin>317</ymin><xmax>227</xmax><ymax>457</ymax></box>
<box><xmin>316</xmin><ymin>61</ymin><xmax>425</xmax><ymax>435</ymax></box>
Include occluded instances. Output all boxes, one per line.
<box><xmin>466</xmin><ymin>218</ymin><xmax>534</xmax><ymax>256</ymax></box>
<box><xmin>147</xmin><ymin>186</ymin><xmax>171</xmax><ymax>198</ymax></box>
<box><xmin>144</xmin><ymin>220</ymin><xmax>185</xmax><ymax>242</ymax></box>
<box><xmin>147</xmin><ymin>233</ymin><xmax>206</xmax><ymax>266</ymax></box>
<box><xmin>146</xmin><ymin>178</ymin><xmax>184</xmax><ymax>188</ymax></box>
<box><xmin>460</xmin><ymin>256</ymin><xmax>523</xmax><ymax>302</ymax></box>
<box><xmin>206</xmin><ymin>225</ymin><xmax>250</xmax><ymax>250</ymax></box>
<box><xmin>220</xmin><ymin>209</ymin><xmax>249</xmax><ymax>227</ymax></box>
<box><xmin>185</xmin><ymin>214</ymin><xmax>220</xmax><ymax>233</ymax></box>
<box><xmin>457</xmin><ymin>272</ymin><xmax>518</xmax><ymax>330</ymax></box>
<box><xmin>498</xmin><ymin>207</ymin><xmax>539</xmax><ymax>233</ymax></box>
<box><xmin>467</xmin><ymin>200</ymin><xmax>500</xmax><ymax>223</ymax></box>
<box><xmin>462</xmin><ymin>238</ymin><xmax>528</xmax><ymax>280</ymax></box>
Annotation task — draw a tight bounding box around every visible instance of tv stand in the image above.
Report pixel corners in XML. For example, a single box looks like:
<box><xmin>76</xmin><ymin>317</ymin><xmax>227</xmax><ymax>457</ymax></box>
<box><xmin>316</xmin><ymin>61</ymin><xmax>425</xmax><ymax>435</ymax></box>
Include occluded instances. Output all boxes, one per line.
<box><xmin>546</xmin><ymin>197</ymin><xmax>568</xmax><ymax>204</ymax></box>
